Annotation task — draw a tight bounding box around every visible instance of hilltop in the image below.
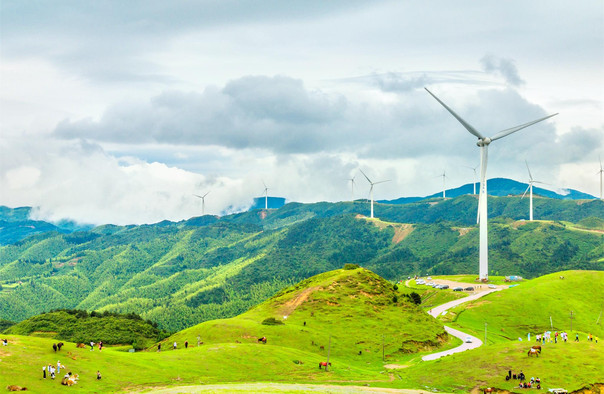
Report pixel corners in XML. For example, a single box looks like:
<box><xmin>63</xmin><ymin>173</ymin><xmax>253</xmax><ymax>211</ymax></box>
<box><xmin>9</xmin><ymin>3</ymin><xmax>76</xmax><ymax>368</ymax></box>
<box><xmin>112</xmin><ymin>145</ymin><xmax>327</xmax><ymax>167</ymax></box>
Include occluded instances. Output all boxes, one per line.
<box><xmin>170</xmin><ymin>267</ymin><xmax>447</xmax><ymax>361</ymax></box>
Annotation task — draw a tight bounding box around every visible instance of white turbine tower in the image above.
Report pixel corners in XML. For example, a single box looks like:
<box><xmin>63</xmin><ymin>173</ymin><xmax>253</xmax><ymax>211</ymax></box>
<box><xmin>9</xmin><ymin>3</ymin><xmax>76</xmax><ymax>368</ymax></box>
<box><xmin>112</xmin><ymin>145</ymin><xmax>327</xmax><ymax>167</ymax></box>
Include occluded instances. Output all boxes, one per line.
<box><xmin>360</xmin><ymin>169</ymin><xmax>390</xmax><ymax>219</ymax></box>
<box><xmin>262</xmin><ymin>182</ymin><xmax>269</xmax><ymax>210</ymax></box>
<box><xmin>425</xmin><ymin>87</ymin><xmax>557</xmax><ymax>281</ymax></box>
<box><xmin>348</xmin><ymin>175</ymin><xmax>356</xmax><ymax>202</ymax></box>
<box><xmin>598</xmin><ymin>156</ymin><xmax>603</xmax><ymax>200</ymax></box>
<box><xmin>193</xmin><ymin>191</ymin><xmax>210</xmax><ymax>215</ymax></box>
<box><xmin>521</xmin><ymin>161</ymin><xmax>546</xmax><ymax>221</ymax></box>
<box><xmin>465</xmin><ymin>165</ymin><xmax>479</xmax><ymax>195</ymax></box>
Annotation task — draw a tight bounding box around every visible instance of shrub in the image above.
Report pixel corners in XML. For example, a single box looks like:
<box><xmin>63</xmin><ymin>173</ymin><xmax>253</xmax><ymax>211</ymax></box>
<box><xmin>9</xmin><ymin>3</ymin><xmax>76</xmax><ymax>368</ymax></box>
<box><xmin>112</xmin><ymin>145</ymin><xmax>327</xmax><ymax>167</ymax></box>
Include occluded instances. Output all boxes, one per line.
<box><xmin>343</xmin><ymin>263</ymin><xmax>360</xmax><ymax>270</ymax></box>
<box><xmin>261</xmin><ymin>317</ymin><xmax>284</xmax><ymax>325</ymax></box>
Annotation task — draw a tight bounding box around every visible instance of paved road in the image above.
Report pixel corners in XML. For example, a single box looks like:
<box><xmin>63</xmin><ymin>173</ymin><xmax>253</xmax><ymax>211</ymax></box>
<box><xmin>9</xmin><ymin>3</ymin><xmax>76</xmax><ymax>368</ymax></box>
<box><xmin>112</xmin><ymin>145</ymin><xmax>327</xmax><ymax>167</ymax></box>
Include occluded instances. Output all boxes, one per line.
<box><xmin>139</xmin><ymin>383</ymin><xmax>452</xmax><ymax>393</ymax></box>
<box><xmin>421</xmin><ymin>289</ymin><xmax>501</xmax><ymax>361</ymax></box>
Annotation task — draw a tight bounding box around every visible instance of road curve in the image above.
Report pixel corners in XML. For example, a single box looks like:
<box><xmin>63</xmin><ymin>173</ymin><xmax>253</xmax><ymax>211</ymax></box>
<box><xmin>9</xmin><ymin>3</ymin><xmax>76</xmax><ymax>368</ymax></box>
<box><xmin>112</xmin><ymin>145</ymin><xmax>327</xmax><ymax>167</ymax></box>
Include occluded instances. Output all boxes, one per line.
<box><xmin>421</xmin><ymin>289</ymin><xmax>500</xmax><ymax>361</ymax></box>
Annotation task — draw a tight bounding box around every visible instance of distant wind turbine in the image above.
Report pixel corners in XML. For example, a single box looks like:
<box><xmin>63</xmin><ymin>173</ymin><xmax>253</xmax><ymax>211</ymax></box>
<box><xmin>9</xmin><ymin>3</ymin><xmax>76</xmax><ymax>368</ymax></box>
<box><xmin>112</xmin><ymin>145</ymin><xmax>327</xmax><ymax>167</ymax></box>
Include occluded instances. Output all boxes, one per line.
<box><xmin>521</xmin><ymin>161</ymin><xmax>547</xmax><ymax>221</ymax></box>
<box><xmin>598</xmin><ymin>155</ymin><xmax>603</xmax><ymax>200</ymax></box>
<box><xmin>438</xmin><ymin>170</ymin><xmax>447</xmax><ymax>199</ymax></box>
<box><xmin>193</xmin><ymin>191</ymin><xmax>210</xmax><ymax>215</ymax></box>
<box><xmin>425</xmin><ymin>87</ymin><xmax>558</xmax><ymax>280</ymax></box>
<box><xmin>360</xmin><ymin>169</ymin><xmax>390</xmax><ymax>219</ymax></box>
<box><xmin>348</xmin><ymin>175</ymin><xmax>356</xmax><ymax>202</ymax></box>
<box><xmin>464</xmin><ymin>165</ymin><xmax>479</xmax><ymax>195</ymax></box>
<box><xmin>262</xmin><ymin>181</ymin><xmax>269</xmax><ymax>210</ymax></box>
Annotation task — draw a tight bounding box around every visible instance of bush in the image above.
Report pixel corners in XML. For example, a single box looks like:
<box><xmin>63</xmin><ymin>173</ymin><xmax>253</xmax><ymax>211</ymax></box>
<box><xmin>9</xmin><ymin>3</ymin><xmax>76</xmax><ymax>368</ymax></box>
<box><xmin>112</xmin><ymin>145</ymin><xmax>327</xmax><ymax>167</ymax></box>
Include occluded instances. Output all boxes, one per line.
<box><xmin>343</xmin><ymin>263</ymin><xmax>360</xmax><ymax>270</ymax></box>
<box><xmin>261</xmin><ymin>317</ymin><xmax>284</xmax><ymax>325</ymax></box>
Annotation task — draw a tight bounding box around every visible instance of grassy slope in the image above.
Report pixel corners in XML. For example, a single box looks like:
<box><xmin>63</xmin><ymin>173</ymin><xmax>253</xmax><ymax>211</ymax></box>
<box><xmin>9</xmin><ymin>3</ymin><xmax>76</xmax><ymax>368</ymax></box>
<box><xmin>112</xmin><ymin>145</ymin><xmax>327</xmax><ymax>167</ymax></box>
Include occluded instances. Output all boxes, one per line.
<box><xmin>1</xmin><ymin>270</ymin><xmax>603</xmax><ymax>393</ymax></box>
<box><xmin>447</xmin><ymin>270</ymin><xmax>604</xmax><ymax>343</ymax></box>
<box><xmin>168</xmin><ymin>268</ymin><xmax>448</xmax><ymax>367</ymax></box>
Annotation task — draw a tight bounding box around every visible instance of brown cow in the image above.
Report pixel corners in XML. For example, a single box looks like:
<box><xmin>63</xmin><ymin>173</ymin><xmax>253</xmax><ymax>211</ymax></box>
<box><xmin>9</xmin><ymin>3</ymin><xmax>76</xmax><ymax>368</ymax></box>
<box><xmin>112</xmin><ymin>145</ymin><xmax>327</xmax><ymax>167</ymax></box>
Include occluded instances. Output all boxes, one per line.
<box><xmin>531</xmin><ymin>345</ymin><xmax>542</xmax><ymax>353</ymax></box>
<box><xmin>76</xmin><ymin>343</ymin><xmax>86</xmax><ymax>348</ymax></box>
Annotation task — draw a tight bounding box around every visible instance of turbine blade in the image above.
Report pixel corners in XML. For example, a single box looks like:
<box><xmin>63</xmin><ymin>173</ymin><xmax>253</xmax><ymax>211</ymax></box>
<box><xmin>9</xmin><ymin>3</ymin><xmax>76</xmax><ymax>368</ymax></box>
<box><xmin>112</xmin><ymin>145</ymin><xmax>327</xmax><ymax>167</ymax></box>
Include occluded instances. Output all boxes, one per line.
<box><xmin>525</xmin><ymin>160</ymin><xmax>533</xmax><ymax>181</ymax></box>
<box><xmin>373</xmin><ymin>180</ymin><xmax>391</xmax><ymax>185</ymax></box>
<box><xmin>521</xmin><ymin>185</ymin><xmax>530</xmax><ymax>199</ymax></box>
<box><xmin>193</xmin><ymin>194</ymin><xmax>202</xmax><ymax>198</ymax></box>
<box><xmin>203</xmin><ymin>191</ymin><xmax>210</xmax><ymax>198</ymax></box>
<box><xmin>359</xmin><ymin>169</ymin><xmax>372</xmax><ymax>184</ymax></box>
<box><xmin>490</xmin><ymin>113</ymin><xmax>558</xmax><ymax>142</ymax></box>
<box><xmin>424</xmin><ymin>87</ymin><xmax>485</xmax><ymax>139</ymax></box>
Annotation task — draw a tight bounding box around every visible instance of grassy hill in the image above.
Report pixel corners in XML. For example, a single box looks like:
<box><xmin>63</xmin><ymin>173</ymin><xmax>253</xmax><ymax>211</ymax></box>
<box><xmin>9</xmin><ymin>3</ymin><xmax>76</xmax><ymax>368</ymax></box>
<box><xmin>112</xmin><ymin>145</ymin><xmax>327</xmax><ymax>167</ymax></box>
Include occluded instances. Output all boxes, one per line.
<box><xmin>169</xmin><ymin>268</ymin><xmax>448</xmax><ymax>364</ymax></box>
<box><xmin>0</xmin><ymin>269</ymin><xmax>602</xmax><ymax>393</ymax></box>
<box><xmin>442</xmin><ymin>270</ymin><xmax>604</xmax><ymax>343</ymax></box>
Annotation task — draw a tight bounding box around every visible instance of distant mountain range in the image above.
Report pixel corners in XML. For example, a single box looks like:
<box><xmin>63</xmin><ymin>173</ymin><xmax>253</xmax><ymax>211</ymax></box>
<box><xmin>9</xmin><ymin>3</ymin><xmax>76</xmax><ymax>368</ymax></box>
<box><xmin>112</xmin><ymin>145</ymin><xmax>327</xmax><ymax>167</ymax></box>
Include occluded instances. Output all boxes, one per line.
<box><xmin>0</xmin><ymin>177</ymin><xmax>598</xmax><ymax>245</ymax></box>
<box><xmin>380</xmin><ymin>177</ymin><xmax>595</xmax><ymax>204</ymax></box>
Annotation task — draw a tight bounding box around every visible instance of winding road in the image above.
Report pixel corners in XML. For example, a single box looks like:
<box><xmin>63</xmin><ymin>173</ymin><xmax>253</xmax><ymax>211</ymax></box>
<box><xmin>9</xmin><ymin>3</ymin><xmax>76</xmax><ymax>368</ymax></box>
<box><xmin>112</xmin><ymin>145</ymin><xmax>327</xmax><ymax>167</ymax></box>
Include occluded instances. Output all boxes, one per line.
<box><xmin>421</xmin><ymin>287</ymin><xmax>501</xmax><ymax>361</ymax></box>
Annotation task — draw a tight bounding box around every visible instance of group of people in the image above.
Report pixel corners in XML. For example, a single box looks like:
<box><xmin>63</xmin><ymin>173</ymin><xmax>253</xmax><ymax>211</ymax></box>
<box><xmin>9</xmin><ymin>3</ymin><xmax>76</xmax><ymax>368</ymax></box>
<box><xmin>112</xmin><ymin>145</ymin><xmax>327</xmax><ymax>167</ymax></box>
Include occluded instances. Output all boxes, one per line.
<box><xmin>505</xmin><ymin>371</ymin><xmax>541</xmax><ymax>389</ymax></box>
<box><xmin>158</xmin><ymin>339</ymin><xmax>197</xmax><ymax>352</ymax></box>
<box><xmin>42</xmin><ymin>361</ymin><xmax>66</xmax><ymax>380</ymax></box>
<box><xmin>89</xmin><ymin>340</ymin><xmax>103</xmax><ymax>351</ymax></box>
<box><xmin>532</xmin><ymin>331</ymin><xmax>599</xmax><ymax>344</ymax></box>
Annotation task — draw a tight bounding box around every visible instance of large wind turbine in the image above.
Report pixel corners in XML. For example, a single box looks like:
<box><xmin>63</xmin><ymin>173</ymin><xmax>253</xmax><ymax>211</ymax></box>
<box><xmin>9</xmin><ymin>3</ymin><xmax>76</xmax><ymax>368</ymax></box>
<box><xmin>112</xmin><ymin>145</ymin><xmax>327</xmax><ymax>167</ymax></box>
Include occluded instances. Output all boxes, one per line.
<box><xmin>465</xmin><ymin>165</ymin><xmax>479</xmax><ymax>195</ymax></box>
<box><xmin>521</xmin><ymin>161</ymin><xmax>546</xmax><ymax>221</ymax></box>
<box><xmin>425</xmin><ymin>87</ymin><xmax>558</xmax><ymax>280</ymax></box>
<box><xmin>598</xmin><ymin>156</ymin><xmax>603</xmax><ymax>200</ymax></box>
<box><xmin>360</xmin><ymin>169</ymin><xmax>389</xmax><ymax>219</ymax></box>
<box><xmin>193</xmin><ymin>191</ymin><xmax>210</xmax><ymax>215</ymax></box>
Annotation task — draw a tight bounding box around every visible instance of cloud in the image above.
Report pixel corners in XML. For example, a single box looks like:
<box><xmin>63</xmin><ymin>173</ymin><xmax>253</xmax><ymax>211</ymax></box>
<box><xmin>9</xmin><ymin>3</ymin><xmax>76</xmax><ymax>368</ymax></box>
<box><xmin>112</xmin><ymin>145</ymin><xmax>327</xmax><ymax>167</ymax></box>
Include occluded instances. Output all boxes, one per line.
<box><xmin>480</xmin><ymin>54</ymin><xmax>524</xmax><ymax>86</ymax></box>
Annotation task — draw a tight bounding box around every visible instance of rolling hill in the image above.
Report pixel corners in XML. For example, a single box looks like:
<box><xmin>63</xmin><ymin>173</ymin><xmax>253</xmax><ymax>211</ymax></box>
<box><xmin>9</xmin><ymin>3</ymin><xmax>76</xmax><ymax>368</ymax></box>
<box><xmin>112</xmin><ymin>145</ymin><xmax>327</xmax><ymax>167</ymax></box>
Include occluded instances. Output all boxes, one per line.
<box><xmin>0</xmin><ymin>204</ymin><xmax>602</xmax><ymax>330</ymax></box>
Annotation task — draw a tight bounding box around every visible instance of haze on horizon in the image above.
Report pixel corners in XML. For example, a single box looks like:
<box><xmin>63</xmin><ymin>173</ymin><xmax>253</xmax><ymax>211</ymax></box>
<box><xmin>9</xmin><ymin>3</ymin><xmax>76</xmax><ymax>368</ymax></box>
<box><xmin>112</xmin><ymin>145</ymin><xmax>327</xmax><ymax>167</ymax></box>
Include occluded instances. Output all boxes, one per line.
<box><xmin>1</xmin><ymin>1</ymin><xmax>602</xmax><ymax>225</ymax></box>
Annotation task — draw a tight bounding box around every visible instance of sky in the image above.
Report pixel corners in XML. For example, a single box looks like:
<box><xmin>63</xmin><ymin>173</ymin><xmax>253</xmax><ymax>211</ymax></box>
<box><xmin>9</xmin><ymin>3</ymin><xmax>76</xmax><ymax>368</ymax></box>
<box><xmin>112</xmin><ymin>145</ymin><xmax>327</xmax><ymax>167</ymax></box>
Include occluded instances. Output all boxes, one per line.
<box><xmin>1</xmin><ymin>0</ymin><xmax>603</xmax><ymax>225</ymax></box>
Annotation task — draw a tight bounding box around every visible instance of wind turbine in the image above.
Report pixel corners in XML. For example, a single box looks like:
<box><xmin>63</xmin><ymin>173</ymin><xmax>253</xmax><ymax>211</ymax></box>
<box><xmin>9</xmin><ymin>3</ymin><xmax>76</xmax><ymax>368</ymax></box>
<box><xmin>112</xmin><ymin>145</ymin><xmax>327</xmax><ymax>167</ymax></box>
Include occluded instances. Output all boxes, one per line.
<box><xmin>425</xmin><ymin>87</ymin><xmax>557</xmax><ymax>280</ymax></box>
<box><xmin>598</xmin><ymin>155</ymin><xmax>603</xmax><ymax>200</ymax></box>
<box><xmin>521</xmin><ymin>161</ymin><xmax>546</xmax><ymax>221</ymax></box>
<box><xmin>438</xmin><ymin>170</ymin><xmax>447</xmax><ymax>199</ymax></box>
<box><xmin>193</xmin><ymin>191</ymin><xmax>210</xmax><ymax>215</ymax></box>
<box><xmin>465</xmin><ymin>164</ymin><xmax>479</xmax><ymax>195</ymax></box>
<box><xmin>360</xmin><ymin>169</ymin><xmax>390</xmax><ymax>219</ymax></box>
<box><xmin>262</xmin><ymin>181</ymin><xmax>269</xmax><ymax>210</ymax></box>
<box><xmin>348</xmin><ymin>175</ymin><xmax>356</xmax><ymax>202</ymax></box>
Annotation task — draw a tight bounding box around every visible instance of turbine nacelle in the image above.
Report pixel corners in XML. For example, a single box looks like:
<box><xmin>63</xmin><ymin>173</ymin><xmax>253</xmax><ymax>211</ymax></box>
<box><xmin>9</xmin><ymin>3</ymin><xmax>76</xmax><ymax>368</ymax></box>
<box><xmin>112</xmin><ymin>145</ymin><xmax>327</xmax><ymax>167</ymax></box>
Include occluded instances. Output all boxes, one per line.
<box><xmin>476</xmin><ymin>138</ymin><xmax>491</xmax><ymax>147</ymax></box>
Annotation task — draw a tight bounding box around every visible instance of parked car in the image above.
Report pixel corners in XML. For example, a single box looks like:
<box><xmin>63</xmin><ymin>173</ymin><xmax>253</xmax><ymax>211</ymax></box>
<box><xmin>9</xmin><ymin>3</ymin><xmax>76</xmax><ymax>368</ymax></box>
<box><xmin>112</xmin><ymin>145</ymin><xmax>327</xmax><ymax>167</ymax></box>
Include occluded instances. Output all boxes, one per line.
<box><xmin>440</xmin><ymin>284</ymin><xmax>449</xmax><ymax>289</ymax></box>
<box><xmin>427</xmin><ymin>277</ymin><xmax>432</xmax><ymax>280</ymax></box>
<box><xmin>465</xmin><ymin>336</ymin><xmax>472</xmax><ymax>343</ymax></box>
<box><xmin>464</xmin><ymin>286</ymin><xmax>475</xmax><ymax>291</ymax></box>
<box><xmin>453</xmin><ymin>287</ymin><xmax>463</xmax><ymax>291</ymax></box>
<box><xmin>488</xmin><ymin>284</ymin><xmax>497</xmax><ymax>289</ymax></box>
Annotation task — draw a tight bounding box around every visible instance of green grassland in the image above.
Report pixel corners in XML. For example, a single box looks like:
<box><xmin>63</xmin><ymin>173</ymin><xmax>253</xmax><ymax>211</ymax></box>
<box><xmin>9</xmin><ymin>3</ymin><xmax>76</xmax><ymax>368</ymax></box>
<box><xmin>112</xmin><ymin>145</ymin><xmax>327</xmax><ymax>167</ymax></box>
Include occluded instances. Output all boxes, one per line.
<box><xmin>1</xmin><ymin>269</ymin><xmax>603</xmax><ymax>393</ymax></box>
<box><xmin>445</xmin><ymin>270</ymin><xmax>604</xmax><ymax>344</ymax></box>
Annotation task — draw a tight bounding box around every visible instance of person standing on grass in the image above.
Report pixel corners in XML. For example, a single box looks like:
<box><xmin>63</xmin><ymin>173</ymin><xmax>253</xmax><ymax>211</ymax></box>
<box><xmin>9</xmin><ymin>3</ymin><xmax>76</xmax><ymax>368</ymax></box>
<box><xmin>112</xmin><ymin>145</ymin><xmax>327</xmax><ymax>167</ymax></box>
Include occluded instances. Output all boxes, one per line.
<box><xmin>43</xmin><ymin>365</ymin><xmax>46</xmax><ymax>379</ymax></box>
<box><xmin>97</xmin><ymin>371</ymin><xmax>102</xmax><ymax>380</ymax></box>
<box><xmin>173</xmin><ymin>341</ymin><xmax>177</xmax><ymax>350</ymax></box>
<box><xmin>90</xmin><ymin>341</ymin><xmax>95</xmax><ymax>351</ymax></box>
<box><xmin>185</xmin><ymin>341</ymin><xmax>188</xmax><ymax>349</ymax></box>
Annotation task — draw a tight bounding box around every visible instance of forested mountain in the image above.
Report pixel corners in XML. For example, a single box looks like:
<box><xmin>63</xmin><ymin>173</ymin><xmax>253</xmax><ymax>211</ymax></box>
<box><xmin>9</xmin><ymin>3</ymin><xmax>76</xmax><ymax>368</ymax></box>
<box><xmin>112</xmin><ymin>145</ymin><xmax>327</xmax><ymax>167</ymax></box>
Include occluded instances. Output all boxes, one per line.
<box><xmin>1</xmin><ymin>193</ymin><xmax>602</xmax><ymax>331</ymax></box>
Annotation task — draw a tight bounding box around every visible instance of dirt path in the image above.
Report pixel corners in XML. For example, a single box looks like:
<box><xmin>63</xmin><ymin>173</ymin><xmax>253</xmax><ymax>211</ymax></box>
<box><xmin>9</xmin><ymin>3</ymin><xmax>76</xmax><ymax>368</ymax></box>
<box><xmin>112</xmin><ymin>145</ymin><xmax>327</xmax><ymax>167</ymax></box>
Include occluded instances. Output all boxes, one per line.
<box><xmin>136</xmin><ymin>382</ymin><xmax>452</xmax><ymax>393</ymax></box>
<box><xmin>279</xmin><ymin>286</ymin><xmax>319</xmax><ymax>317</ymax></box>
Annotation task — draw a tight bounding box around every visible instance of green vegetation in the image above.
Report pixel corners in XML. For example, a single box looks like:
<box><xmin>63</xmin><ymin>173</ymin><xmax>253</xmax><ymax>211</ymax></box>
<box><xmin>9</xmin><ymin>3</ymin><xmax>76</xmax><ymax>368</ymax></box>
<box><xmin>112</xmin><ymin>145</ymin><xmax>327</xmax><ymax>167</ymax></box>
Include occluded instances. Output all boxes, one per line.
<box><xmin>0</xmin><ymin>197</ymin><xmax>602</xmax><ymax>332</ymax></box>
<box><xmin>5</xmin><ymin>309</ymin><xmax>170</xmax><ymax>349</ymax></box>
<box><xmin>1</xmin><ymin>269</ymin><xmax>602</xmax><ymax>393</ymax></box>
<box><xmin>446</xmin><ymin>270</ymin><xmax>604</xmax><ymax>343</ymax></box>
